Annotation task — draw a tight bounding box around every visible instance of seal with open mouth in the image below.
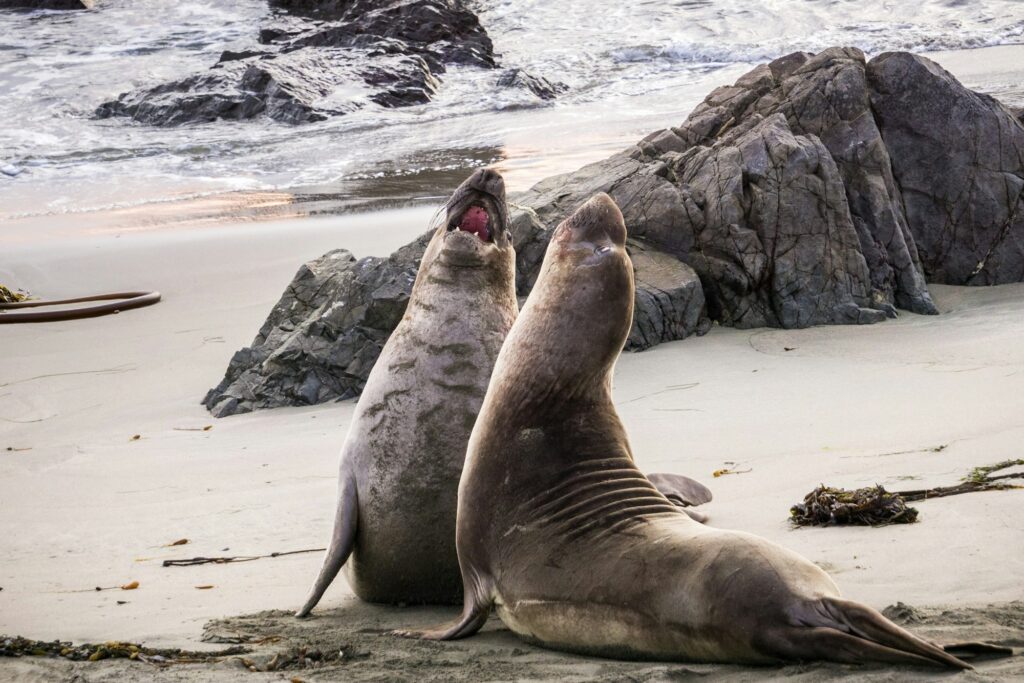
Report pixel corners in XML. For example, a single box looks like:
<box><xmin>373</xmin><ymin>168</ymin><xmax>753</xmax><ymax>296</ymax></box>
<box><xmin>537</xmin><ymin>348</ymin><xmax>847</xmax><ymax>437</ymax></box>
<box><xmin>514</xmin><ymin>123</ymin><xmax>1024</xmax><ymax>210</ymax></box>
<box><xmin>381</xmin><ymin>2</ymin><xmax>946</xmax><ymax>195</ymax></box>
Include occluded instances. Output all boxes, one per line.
<box><xmin>296</xmin><ymin>168</ymin><xmax>518</xmax><ymax>614</ymax></box>
<box><xmin>393</xmin><ymin>194</ymin><xmax>990</xmax><ymax>670</ymax></box>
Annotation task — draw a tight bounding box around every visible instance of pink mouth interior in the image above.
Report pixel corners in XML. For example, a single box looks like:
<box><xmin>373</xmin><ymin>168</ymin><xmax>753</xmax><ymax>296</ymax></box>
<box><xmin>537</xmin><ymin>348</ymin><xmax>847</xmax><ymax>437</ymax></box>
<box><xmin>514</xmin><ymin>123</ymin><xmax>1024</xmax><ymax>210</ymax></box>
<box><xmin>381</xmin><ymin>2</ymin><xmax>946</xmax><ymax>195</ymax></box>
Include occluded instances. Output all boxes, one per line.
<box><xmin>458</xmin><ymin>205</ymin><xmax>491</xmax><ymax>242</ymax></box>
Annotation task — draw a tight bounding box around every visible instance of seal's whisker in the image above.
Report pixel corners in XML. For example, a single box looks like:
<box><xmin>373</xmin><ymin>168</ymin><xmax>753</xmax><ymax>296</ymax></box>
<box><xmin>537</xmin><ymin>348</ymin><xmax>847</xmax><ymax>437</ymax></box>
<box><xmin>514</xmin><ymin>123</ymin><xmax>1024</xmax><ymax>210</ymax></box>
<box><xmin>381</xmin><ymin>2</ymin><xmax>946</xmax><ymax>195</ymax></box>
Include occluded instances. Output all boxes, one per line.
<box><xmin>427</xmin><ymin>201</ymin><xmax>449</xmax><ymax>232</ymax></box>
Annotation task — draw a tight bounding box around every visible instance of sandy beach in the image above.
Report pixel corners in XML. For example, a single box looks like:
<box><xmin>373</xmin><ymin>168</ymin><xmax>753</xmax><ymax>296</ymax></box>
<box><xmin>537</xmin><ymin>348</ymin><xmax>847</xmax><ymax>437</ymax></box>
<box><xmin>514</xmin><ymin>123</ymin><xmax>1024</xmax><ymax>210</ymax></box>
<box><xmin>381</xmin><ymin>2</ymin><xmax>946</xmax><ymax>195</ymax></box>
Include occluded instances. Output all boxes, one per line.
<box><xmin>3</xmin><ymin>45</ymin><xmax>1024</xmax><ymax>680</ymax></box>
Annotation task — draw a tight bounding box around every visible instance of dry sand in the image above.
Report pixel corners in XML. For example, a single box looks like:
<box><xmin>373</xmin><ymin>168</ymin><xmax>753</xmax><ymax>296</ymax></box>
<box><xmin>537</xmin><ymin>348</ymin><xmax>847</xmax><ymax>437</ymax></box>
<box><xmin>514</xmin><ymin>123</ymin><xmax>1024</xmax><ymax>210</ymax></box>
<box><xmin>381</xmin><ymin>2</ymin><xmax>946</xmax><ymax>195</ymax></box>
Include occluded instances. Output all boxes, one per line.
<box><xmin>3</xmin><ymin>46</ymin><xmax>1024</xmax><ymax>683</ymax></box>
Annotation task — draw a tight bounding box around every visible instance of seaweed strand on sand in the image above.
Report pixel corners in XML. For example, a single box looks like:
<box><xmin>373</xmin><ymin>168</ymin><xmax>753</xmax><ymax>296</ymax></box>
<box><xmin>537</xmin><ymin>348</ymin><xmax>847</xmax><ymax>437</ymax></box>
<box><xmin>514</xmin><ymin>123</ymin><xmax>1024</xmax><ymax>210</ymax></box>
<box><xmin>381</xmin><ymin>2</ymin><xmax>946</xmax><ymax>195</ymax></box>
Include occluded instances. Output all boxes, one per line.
<box><xmin>791</xmin><ymin>459</ymin><xmax>1024</xmax><ymax>527</ymax></box>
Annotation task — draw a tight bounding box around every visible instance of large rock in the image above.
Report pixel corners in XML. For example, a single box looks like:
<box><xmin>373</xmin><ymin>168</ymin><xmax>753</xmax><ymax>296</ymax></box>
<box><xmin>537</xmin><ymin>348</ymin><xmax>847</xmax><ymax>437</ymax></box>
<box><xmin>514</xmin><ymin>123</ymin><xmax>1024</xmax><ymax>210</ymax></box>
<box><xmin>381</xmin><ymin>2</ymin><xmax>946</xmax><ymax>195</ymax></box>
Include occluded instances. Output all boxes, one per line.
<box><xmin>632</xmin><ymin>47</ymin><xmax>937</xmax><ymax>316</ymax></box>
<box><xmin>673</xmin><ymin>113</ymin><xmax>884</xmax><ymax>327</ymax></box>
<box><xmin>868</xmin><ymin>52</ymin><xmax>1024</xmax><ymax>285</ymax></box>
<box><xmin>97</xmin><ymin>0</ymin><xmax>493</xmax><ymax>126</ymax></box>
<box><xmin>203</xmin><ymin>235</ymin><xmax>429</xmax><ymax>417</ymax></box>
<box><xmin>509</xmin><ymin>114</ymin><xmax>884</xmax><ymax>328</ymax></box>
<box><xmin>97</xmin><ymin>49</ymin><xmax>438</xmax><ymax>125</ymax></box>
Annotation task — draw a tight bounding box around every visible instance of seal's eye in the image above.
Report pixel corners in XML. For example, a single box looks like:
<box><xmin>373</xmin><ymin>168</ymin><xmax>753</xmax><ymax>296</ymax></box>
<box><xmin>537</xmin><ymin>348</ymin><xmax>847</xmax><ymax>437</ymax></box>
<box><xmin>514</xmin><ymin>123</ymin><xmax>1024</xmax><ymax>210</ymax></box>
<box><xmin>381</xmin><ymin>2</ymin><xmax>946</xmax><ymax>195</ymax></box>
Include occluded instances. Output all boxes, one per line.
<box><xmin>505</xmin><ymin>230</ymin><xmax>512</xmax><ymax>243</ymax></box>
<box><xmin>596</xmin><ymin>245</ymin><xmax>612</xmax><ymax>255</ymax></box>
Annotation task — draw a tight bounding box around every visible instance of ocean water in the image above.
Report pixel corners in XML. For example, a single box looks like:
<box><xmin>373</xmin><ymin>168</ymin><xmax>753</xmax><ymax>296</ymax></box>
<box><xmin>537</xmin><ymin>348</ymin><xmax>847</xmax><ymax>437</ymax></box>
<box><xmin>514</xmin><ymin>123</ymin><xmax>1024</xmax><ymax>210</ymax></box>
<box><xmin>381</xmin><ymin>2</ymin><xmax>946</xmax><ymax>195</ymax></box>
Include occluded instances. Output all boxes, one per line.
<box><xmin>2</xmin><ymin>0</ymin><xmax>1024</xmax><ymax>221</ymax></box>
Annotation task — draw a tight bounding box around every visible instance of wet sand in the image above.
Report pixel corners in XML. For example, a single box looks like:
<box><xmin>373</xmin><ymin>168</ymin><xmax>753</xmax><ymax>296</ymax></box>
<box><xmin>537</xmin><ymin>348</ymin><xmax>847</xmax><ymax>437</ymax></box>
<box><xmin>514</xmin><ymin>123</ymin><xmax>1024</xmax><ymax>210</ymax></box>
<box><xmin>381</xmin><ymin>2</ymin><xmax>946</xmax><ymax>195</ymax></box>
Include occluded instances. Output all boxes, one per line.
<box><xmin>2</xmin><ymin>45</ymin><xmax>1024</xmax><ymax>680</ymax></box>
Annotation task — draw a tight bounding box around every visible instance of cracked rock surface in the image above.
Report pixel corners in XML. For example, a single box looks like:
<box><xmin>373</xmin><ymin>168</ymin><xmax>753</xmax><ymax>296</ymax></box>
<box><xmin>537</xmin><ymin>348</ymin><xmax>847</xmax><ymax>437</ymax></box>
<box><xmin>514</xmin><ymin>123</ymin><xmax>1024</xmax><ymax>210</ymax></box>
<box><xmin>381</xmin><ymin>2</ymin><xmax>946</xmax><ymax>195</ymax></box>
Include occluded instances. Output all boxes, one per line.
<box><xmin>203</xmin><ymin>234</ymin><xmax>429</xmax><ymax>418</ymax></box>
<box><xmin>868</xmin><ymin>51</ymin><xmax>1024</xmax><ymax>285</ymax></box>
<box><xmin>206</xmin><ymin>46</ymin><xmax>1024</xmax><ymax>415</ymax></box>
<box><xmin>509</xmin><ymin>113</ymin><xmax>884</xmax><ymax>329</ymax></box>
<box><xmin>96</xmin><ymin>0</ymin><xmax>493</xmax><ymax>126</ymax></box>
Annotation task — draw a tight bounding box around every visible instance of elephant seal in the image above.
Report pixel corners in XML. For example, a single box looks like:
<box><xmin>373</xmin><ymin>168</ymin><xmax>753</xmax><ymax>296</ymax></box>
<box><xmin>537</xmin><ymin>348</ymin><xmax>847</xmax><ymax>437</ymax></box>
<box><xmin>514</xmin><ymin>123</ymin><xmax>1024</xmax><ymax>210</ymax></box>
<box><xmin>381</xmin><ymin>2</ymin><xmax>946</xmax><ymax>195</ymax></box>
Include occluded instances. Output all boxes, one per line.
<box><xmin>396</xmin><ymin>193</ymin><xmax>974</xmax><ymax>669</ymax></box>
<box><xmin>297</xmin><ymin>176</ymin><xmax>711</xmax><ymax>616</ymax></box>
<box><xmin>296</xmin><ymin>168</ymin><xmax>519</xmax><ymax>614</ymax></box>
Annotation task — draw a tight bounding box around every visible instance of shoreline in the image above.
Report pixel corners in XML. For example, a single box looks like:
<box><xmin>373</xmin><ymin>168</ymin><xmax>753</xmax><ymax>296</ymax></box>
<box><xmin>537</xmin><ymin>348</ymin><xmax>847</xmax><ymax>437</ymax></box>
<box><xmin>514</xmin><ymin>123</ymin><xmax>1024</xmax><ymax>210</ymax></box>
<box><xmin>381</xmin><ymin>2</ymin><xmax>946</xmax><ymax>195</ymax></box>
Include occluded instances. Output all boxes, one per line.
<box><xmin>4</xmin><ymin>44</ymin><xmax>1023</xmax><ymax>242</ymax></box>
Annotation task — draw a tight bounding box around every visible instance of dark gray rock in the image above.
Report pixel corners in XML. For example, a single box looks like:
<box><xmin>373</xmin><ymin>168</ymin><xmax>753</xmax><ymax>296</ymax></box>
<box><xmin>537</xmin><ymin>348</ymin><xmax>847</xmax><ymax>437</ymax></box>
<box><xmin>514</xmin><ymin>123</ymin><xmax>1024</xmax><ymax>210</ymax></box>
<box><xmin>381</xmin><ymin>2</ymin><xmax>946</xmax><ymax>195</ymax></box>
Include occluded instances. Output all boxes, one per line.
<box><xmin>269</xmin><ymin>0</ymin><xmax>348</xmax><ymax>17</ymax></box>
<box><xmin>96</xmin><ymin>49</ymin><xmax>438</xmax><ymax>125</ymax></box>
<box><xmin>97</xmin><ymin>0</ymin><xmax>492</xmax><ymax>126</ymax></box>
<box><xmin>665</xmin><ymin>47</ymin><xmax>936</xmax><ymax>316</ymax></box>
<box><xmin>203</xmin><ymin>234</ymin><xmax>430</xmax><ymax>417</ymax></box>
<box><xmin>868</xmin><ymin>52</ymin><xmax>1024</xmax><ymax>285</ymax></box>
<box><xmin>496</xmin><ymin>69</ymin><xmax>568</xmax><ymax>101</ymax></box>
<box><xmin>282</xmin><ymin>0</ymin><xmax>494</xmax><ymax>70</ymax></box>
<box><xmin>673</xmin><ymin>113</ymin><xmax>884</xmax><ymax>327</ymax></box>
<box><xmin>509</xmin><ymin>113</ymin><xmax>884</xmax><ymax>329</ymax></box>
<box><xmin>0</xmin><ymin>0</ymin><xmax>92</xmax><ymax>8</ymax></box>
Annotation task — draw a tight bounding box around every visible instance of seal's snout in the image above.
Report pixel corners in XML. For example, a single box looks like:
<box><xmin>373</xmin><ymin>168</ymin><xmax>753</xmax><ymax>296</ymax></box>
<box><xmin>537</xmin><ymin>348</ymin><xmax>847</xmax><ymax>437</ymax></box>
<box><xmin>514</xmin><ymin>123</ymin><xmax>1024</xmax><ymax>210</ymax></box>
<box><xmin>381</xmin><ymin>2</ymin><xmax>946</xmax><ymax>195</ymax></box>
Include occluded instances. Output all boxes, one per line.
<box><xmin>445</xmin><ymin>168</ymin><xmax>507</xmax><ymax>244</ymax></box>
<box><xmin>566</xmin><ymin>193</ymin><xmax>627</xmax><ymax>247</ymax></box>
<box><xmin>466</xmin><ymin>167</ymin><xmax>506</xmax><ymax>201</ymax></box>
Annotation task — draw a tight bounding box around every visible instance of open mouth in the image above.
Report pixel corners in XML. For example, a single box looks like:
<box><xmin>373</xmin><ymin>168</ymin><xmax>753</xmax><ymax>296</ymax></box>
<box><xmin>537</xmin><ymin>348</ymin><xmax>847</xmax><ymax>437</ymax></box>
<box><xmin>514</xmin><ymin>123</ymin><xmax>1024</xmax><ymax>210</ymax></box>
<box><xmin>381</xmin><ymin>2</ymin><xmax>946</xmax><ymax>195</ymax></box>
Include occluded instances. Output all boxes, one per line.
<box><xmin>448</xmin><ymin>202</ymin><xmax>493</xmax><ymax>242</ymax></box>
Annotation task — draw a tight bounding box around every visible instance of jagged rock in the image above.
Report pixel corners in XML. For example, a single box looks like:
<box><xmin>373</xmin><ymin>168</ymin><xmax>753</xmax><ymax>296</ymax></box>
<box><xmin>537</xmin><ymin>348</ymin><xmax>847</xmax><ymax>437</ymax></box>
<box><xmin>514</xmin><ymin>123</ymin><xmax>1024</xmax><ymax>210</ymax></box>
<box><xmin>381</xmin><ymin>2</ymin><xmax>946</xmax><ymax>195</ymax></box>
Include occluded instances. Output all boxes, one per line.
<box><xmin>675</xmin><ymin>113</ymin><xmax>884</xmax><ymax>327</ymax></box>
<box><xmin>96</xmin><ymin>49</ymin><xmax>437</xmax><ymax>125</ymax></box>
<box><xmin>282</xmin><ymin>0</ymin><xmax>494</xmax><ymax>68</ymax></box>
<box><xmin>0</xmin><ymin>0</ymin><xmax>92</xmax><ymax>8</ymax></box>
<box><xmin>203</xmin><ymin>235</ymin><xmax>430</xmax><ymax>417</ymax></box>
<box><xmin>511</xmin><ymin>114</ymin><xmax>884</xmax><ymax>328</ymax></box>
<box><xmin>658</xmin><ymin>47</ymin><xmax>936</xmax><ymax>315</ymax></box>
<box><xmin>496</xmin><ymin>69</ymin><xmax>567</xmax><ymax>101</ymax></box>
<box><xmin>97</xmin><ymin>0</ymin><xmax>492</xmax><ymax>126</ymax></box>
<box><xmin>868</xmin><ymin>52</ymin><xmax>1024</xmax><ymax>285</ymax></box>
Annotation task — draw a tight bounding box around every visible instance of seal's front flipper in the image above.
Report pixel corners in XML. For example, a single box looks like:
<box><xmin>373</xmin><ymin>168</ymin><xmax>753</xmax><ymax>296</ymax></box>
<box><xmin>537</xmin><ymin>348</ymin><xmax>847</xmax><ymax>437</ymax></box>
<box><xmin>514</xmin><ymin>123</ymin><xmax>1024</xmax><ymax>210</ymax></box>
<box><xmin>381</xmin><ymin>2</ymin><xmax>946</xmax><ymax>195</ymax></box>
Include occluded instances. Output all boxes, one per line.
<box><xmin>646</xmin><ymin>472</ymin><xmax>712</xmax><ymax>508</ymax></box>
<box><xmin>295</xmin><ymin>468</ymin><xmax>358</xmax><ymax>618</ymax></box>
<box><xmin>680</xmin><ymin>507</ymin><xmax>709</xmax><ymax>523</ymax></box>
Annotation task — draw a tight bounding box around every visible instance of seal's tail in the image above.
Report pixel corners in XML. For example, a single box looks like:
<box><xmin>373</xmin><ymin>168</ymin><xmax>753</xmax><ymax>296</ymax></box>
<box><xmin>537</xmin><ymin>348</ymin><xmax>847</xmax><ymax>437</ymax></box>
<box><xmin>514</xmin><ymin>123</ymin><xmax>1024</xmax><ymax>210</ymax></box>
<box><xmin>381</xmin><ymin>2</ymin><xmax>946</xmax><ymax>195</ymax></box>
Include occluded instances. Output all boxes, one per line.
<box><xmin>764</xmin><ymin>597</ymin><xmax>973</xmax><ymax>669</ymax></box>
<box><xmin>295</xmin><ymin>470</ymin><xmax>358</xmax><ymax>618</ymax></box>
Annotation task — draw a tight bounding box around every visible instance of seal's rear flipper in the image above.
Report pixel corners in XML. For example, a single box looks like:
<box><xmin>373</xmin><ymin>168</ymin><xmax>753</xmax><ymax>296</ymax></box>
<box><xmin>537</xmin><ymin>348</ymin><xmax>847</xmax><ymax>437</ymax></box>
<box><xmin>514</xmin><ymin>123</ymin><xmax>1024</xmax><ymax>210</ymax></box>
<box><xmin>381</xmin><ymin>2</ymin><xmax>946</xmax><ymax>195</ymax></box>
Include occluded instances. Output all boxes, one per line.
<box><xmin>646</xmin><ymin>472</ymin><xmax>712</xmax><ymax>508</ymax></box>
<box><xmin>295</xmin><ymin>468</ymin><xmax>358</xmax><ymax>618</ymax></box>
<box><xmin>942</xmin><ymin>642</ymin><xmax>1014</xmax><ymax>660</ymax></box>
<box><xmin>769</xmin><ymin>625</ymin><xmax>971</xmax><ymax>669</ymax></box>
<box><xmin>768</xmin><ymin>597</ymin><xmax>972</xmax><ymax>669</ymax></box>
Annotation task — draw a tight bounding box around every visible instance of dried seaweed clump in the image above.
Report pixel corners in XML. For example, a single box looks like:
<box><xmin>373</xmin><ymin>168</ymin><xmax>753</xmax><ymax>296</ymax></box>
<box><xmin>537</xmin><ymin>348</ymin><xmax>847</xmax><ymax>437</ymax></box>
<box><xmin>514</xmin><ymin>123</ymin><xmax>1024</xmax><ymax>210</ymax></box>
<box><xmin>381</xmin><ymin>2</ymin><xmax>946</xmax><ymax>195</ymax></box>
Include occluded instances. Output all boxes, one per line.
<box><xmin>0</xmin><ymin>285</ymin><xmax>27</xmax><ymax>303</ymax></box>
<box><xmin>790</xmin><ymin>485</ymin><xmax>918</xmax><ymax>527</ymax></box>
